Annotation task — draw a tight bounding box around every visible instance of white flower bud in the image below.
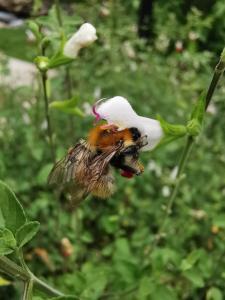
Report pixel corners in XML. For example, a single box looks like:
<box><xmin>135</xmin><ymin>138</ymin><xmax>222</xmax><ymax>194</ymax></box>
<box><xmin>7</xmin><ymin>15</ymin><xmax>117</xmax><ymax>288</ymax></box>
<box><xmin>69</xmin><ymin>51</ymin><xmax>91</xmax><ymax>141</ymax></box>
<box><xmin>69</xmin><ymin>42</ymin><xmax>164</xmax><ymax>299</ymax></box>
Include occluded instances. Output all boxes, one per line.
<box><xmin>93</xmin><ymin>96</ymin><xmax>164</xmax><ymax>151</ymax></box>
<box><xmin>63</xmin><ymin>23</ymin><xmax>97</xmax><ymax>58</ymax></box>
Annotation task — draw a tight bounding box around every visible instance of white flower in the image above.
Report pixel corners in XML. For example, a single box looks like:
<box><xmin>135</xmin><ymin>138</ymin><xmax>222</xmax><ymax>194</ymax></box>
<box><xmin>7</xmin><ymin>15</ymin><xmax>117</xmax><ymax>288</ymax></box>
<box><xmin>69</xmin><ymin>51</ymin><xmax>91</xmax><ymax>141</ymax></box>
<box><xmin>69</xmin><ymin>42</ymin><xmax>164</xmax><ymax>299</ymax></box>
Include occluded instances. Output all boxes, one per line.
<box><xmin>162</xmin><ymin>186</ymin><xmax>170</xmax><ymax>197</ymax></box>
<box><xmin>63</xmin><ymin>23</ymin><xmax>97</xmax><ymax>58</ymax></box>
<box><xmin>93</xmin><ymin>96</ymin><xmax>164</xmax><ymax>151</ymax></box>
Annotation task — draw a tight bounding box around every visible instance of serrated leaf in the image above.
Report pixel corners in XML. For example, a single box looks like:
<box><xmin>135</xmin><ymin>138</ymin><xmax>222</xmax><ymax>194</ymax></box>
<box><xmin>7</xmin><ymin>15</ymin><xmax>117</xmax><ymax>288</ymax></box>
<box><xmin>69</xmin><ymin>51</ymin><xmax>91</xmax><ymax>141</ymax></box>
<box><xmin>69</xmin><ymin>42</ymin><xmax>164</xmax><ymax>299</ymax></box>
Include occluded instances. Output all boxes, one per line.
<box><xmin>16</xmin><ymin>221</ymin><xmax>40</xmax><ymax>248</ymax></box>
<box><xmin>0</xmin><ymin>228</ymin><xmax>17</xmax><ymax>255</ymax></box>
<box><xmin>206</xmin><ymin>287</ymin><xmax>223</xmax><ymax>300</ymax></box>
<box><xmin>0</xmin><ymin>181</ymin><xmax>26</xmax><ymax>234</ymax></box>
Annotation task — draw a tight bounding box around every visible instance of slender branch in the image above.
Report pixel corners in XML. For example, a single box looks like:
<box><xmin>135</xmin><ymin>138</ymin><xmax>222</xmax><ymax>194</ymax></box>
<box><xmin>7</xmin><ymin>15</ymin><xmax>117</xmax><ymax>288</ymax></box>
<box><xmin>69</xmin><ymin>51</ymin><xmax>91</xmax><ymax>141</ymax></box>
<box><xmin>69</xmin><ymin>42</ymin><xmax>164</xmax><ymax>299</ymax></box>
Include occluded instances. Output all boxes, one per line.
<box><xmin>165</xmin><ymin>136</ymin><xmax>194</xmax><ymax>215</ymax></box>
<box><xmin>41</xmin><ymin>72</ymin><xmax>56</xmax><ymax>163</ymax></box>
<box><xmin>152</xmin><ymin>49</ymin><xmax>225</xmax><ymax>247</ymax></box>
<box><xmin>0</xmin><ymin>256</ymin><xmax>28</xmax><ymax>281</ymax></box>
<box><xmin>22</xmin><ymin>279</ymin><xmax>33</xmax><ymax>300</ymax></box>
<box><xmin>0</xmin><ymin>256</ymin><xmax>64</xmax><ymax>297</ymax></box>
<box><xmin>33</xmin><ymin>274</ymin><xmax>64</xmax><ymax>297</ymax></box>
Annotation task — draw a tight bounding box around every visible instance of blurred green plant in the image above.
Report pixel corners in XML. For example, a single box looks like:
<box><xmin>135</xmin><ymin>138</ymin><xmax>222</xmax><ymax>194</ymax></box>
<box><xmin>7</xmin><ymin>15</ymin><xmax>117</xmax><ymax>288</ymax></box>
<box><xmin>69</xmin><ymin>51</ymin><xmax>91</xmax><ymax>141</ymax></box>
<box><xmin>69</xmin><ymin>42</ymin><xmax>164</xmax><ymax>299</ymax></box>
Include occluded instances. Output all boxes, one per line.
<box><xmin>1</xmin><ymin>1</ymin><xmax>225</xmax><ymax>300</ymax></box>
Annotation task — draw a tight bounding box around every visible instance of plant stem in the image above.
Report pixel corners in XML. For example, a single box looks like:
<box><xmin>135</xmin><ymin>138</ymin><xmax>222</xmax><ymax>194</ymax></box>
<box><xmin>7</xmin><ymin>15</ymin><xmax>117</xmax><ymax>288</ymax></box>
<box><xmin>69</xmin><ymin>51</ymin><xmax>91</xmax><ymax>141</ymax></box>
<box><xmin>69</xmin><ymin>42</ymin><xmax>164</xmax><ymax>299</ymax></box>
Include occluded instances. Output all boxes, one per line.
<box><xmin>153</xmin><ymin>49</ymin><xmax>225</xmax><ymax>245</ymax></box>
<box><xmin>165</xmin><ymin>136</ymin><xmax>194</xmax><ymax>215</ymax></box>
<box><xmin>0</xmin><ymin>256</ymin><xmax>64</xmax><ymax>297</ymax></box>
<box><xmin>22</xmin><ymin>279</ymin><xmax>33</xmax><ymax>300</ymax></box>
<box><xmin>41</xmin><ymin>72</ymin><xmax>56</xmax><ymax>163</ymax></box>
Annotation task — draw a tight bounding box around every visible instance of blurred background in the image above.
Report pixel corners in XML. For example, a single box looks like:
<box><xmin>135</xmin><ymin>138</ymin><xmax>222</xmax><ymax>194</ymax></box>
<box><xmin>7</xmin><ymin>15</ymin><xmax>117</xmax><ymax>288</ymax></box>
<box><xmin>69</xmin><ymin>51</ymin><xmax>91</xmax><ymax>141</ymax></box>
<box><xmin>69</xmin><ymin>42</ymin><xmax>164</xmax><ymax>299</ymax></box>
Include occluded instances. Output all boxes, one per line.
<box><xmin>0</xmin><ymin>1</ymin><xmax>225</xmax><ymax>299</ymax></box>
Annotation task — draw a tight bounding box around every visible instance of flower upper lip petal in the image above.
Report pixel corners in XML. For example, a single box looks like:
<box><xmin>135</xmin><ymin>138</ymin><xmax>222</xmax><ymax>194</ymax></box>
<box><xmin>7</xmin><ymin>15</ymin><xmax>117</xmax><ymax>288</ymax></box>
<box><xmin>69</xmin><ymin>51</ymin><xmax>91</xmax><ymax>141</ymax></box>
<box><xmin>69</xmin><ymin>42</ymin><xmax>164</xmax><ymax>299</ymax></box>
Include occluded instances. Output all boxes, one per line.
<box><xmin>63</xmin><ymin>23</ymin><xmax>97</xmax><ymax>59</ymax></box>
<box><xmin>93</xmin><ymin>96</ymin><xmax>164</xmax><ymax>151</ymax></box>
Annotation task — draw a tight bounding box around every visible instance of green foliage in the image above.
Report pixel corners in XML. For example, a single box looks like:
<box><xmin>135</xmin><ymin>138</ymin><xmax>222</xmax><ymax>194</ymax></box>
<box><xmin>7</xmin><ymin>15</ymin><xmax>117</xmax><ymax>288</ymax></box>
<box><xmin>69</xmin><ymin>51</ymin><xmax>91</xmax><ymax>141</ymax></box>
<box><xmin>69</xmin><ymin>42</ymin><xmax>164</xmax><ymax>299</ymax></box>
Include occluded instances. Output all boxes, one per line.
<box><xmin>0</xmin><ymin>228</ymin><xmax>17</xmax><ymax>255</ymax></box>
<box><xmin>50</xmin><ymin>97</ymin><xmax>84</xmax><ymax>117</ymax></box>
<box><xmin>1</xmin><ymin>1</ymin><xmax>225</xmax><ymax>299</ymax></box>
<box><xmin>0</xmin><ymin>181</ymin><xmax>26</xmax><ymax>233</ymax></box>
<box><xmin>16</xmin><ymin>221</ymin><xmax>40</xmax><ymax>249</ymax></box>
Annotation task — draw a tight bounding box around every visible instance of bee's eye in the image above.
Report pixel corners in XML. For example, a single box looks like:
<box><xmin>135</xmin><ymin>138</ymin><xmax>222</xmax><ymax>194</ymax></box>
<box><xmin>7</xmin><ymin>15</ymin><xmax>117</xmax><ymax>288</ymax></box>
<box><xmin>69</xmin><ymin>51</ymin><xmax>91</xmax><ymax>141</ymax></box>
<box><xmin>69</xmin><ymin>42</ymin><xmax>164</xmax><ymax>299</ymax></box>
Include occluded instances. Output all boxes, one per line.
<box><xmin>130</xmin><ymin>127</ymin><xmax>141</xmax><ymax>141</ymax></box>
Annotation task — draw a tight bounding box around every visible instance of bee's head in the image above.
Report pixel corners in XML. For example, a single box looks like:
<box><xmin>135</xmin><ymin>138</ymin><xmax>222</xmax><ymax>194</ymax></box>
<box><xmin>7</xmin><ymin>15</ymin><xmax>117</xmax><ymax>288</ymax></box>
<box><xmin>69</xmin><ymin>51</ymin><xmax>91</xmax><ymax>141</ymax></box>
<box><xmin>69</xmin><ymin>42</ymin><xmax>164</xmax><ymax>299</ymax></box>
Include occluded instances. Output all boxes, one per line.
<box><xmin>129</xmin><ymin>127</ymin><xmax>141</xmax><ymax>141</ymax></box>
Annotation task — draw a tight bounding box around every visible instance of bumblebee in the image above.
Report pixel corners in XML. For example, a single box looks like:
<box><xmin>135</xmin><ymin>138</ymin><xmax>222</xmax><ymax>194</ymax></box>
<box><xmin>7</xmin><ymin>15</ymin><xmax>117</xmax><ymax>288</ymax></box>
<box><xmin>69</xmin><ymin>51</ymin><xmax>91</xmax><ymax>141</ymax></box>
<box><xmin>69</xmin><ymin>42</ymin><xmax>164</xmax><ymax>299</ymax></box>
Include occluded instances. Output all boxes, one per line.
<box><xmin>48</xmin><ymin>125</ymin><xmax>146</xmax><ymax>207</ymax></box>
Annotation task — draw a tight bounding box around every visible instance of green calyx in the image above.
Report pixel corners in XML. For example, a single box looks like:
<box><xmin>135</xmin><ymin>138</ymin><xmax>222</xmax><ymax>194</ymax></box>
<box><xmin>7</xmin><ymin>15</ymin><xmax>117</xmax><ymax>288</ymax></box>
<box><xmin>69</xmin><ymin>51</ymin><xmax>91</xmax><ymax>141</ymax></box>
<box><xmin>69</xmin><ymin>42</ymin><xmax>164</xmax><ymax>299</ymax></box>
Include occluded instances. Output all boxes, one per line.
<box><xmin>157</xmin><ymin>92</ymin><xmax>207</xmax><ymax>147</ymax></box>
<box><xmin>186</xmin><ymin>119</ymin><xmax>201</xmax><ymax>137</ymax></box>
<box><xmin>34</xmin><ymin>56</ymin><xmax>50</xmax><ymax>72</ymax></box>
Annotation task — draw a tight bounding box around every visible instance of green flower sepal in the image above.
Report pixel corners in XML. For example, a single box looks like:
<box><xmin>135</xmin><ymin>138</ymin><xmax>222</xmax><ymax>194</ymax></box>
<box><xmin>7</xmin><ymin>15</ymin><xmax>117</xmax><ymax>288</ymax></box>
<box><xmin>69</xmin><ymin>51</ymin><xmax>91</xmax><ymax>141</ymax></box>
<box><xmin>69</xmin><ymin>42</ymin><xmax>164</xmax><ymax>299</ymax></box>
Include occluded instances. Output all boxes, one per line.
<box><xmin>48</xmin><ymin>52</ymin><xmax>74</xmax><ymax>69</ymax></box>
<box><xmin>34</xmin><ymin>56</ymin><xmax>50</xmax><ymax>72</ymax></box>
<box><xmin>156</xmin><ymin>115</ymin><xmax>187</xmax><ymax>148</ymax></box>
<box><xmin>187</xmin><ymin>92</ymin><xmax>206</xmax><ymax>137</ymax></box>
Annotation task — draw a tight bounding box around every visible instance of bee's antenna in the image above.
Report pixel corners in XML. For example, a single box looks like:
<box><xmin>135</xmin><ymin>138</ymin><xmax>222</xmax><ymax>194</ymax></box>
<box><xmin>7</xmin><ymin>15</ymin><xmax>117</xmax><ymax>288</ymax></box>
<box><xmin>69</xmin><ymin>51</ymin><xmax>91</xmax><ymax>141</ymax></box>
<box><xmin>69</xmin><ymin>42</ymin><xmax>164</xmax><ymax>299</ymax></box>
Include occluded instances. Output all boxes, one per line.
<box><xmin>92</xmin><ymin>98</ymin><xmax>107</xmax><ymax>123</ymax></box>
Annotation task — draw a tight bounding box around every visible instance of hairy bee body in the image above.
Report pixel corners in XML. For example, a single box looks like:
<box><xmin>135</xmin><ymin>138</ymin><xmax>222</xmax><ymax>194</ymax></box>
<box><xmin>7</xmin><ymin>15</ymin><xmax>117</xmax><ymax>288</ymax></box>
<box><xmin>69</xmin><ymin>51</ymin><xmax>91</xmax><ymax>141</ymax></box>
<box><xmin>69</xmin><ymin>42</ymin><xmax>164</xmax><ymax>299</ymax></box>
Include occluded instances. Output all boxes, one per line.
<box><xmin>48</xmin><ymin>125</ymin><xmax>146</xmax><ymax>207</ymax></box>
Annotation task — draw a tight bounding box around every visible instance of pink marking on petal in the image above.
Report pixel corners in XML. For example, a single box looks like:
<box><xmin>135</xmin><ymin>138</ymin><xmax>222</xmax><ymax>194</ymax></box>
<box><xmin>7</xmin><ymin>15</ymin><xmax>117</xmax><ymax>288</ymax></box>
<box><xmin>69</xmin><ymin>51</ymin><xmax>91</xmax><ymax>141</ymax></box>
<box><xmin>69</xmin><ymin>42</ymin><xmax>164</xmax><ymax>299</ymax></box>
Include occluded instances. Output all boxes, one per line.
<box><xmin>92</xmin><ymin>104</ymin><xmax>101</xmax><ymax>122</ymax></box>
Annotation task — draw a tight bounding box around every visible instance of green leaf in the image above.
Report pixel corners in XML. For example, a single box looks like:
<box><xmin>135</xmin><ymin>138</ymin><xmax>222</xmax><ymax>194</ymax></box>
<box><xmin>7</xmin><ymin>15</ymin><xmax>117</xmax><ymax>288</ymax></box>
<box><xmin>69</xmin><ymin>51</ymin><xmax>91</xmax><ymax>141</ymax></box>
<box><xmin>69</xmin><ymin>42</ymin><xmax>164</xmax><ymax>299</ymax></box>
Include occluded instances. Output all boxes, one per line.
<box><xmin>213</xmin><ymin>214</ymin><xmax>225</xmax><ymax>228</ymax></box>
<box><xmin>0</xmin><ymin>228</ymin><xmax>17</xmax><ymax>255</ymax></box>
<box><xmin>180</xmin><ymin>249</ymin><xmax>202</xmax><ymax>271</ymax></box>
<box><xmin>0</xmin><ymin>181</ymin><xmax>26</xmax><ymax>234</ymax></box>
<box><xmin>50</xmin><ymin>96</ymin><xmax>78</xmax><ymax>109</ymax></box>
<box><xmin>48</xmin><ymin>53</ymin><xmax>73</xmax><ymax>69</ymax></box>
<box><xmin>16</xmin><ymin>221</ymin><xmax>40</xmax><ymax>248</ymax></box>
<box><xmin>206</xmin><ymin>287</ymin><xmax>223</xmax><ymax>300</ymax></box>
<box><xmin>50</xmin><ymin>97</ymin><xmax>84</xmax><ymax>117</ymax></box>
<box><xmin>138</xmin><ymin>276</ymin><xmax>153</xmax><ymax>299</ymax></box>
<box><xmin>26</xmin><ymin>20</ymin><xmax>42</xmax><ymax>41</ymax></box>
<box><xmin>183</xmin><ymin>268</ymin><xmax>204</xmax><ymax>287</ymax></box>
<box><xmin>150</xmin><ymin>285</ymin><xmax>178</xmax><ymax>300</ymax></box>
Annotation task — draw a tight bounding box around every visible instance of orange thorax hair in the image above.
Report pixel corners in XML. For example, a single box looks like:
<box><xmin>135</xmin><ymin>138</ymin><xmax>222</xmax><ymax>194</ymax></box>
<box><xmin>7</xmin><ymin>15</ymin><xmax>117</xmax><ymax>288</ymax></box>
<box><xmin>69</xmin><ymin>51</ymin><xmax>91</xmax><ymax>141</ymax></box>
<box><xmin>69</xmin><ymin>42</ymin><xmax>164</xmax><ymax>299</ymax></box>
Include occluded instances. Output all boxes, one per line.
<box><xmin>88</xmin><ymin>125</ymin><xmax>134</xmax><ymax>150</ymax></box>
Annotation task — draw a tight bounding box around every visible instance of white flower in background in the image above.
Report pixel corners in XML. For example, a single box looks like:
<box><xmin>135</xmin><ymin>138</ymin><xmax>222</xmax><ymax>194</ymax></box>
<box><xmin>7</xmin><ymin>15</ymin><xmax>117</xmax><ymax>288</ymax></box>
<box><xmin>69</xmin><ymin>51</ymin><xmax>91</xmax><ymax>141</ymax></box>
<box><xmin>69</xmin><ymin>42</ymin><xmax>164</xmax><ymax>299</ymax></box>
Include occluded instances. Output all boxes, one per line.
<box><xmin>122</xmin><ymin>41</ymin><xmax>136</xmax><ymax>59</ymax></box>
<box><xmin>170</xmin><ymin>166</ymin><xmax>178</xmax><ymax>180</ymax></box>
<box><xmin>162</xmin><ymin>186</ymin><xmax>170</xmax><ymax>197</ymax></box>
<box><xmin>22</xmin><ymin>113</ymin><xmax>31</xmax><ymax>125</ymax></box>
<box><xmin>93</xmin><ymin>96</ymin><xmax>164</xmax><ymax>151</ymax></box>
<box><xmin>63</xmin><ymin>23</ymin><xmax>97</xmax><ymax>59</ymax></box>
<box><xmin>147</xmin><ymin>160</ymin><xmax>162</xmax><ymax>177</ymax></box>
<box><xmin>207</xmin><ymin>103</ymin><xmax>217</xmax><ymax>115</ymax></box>
<box><xmin>82</xmin><ymin>102</ymin><xmax>92</xmax><ymax>116</ymax></box>
<box><xmin>188</xmin><ymin>31</ymin><xmax>199</xmax><ymax>41</ymax></box>
<box><xmin>175</xmin><ymin>40</ymin><xmax>183</xmax><ymax>53</ymax></box>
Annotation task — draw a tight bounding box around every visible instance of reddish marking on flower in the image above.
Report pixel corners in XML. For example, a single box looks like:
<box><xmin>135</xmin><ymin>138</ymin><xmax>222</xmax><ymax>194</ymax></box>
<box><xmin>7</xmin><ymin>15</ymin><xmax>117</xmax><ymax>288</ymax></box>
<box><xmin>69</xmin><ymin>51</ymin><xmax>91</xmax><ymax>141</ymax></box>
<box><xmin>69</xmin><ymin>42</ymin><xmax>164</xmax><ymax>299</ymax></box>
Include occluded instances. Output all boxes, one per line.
<box><xmin>121</xmin><ymin>170</ymin><xmax>134</xmax><ymax>178</ymax></box>
<box><xmin>92</xmin><ymin>104</ymin><xmax>101</xmax><ymax>122</ymax></box>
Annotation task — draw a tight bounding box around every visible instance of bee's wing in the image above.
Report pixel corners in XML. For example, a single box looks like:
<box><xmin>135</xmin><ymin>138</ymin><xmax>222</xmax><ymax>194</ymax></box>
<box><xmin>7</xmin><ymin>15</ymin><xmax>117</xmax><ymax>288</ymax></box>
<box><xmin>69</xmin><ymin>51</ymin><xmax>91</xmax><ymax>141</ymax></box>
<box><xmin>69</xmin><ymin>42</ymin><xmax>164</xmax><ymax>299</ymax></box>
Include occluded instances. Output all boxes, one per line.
<box><xmin>47</xmin><ymin>140</ymin><xmax>91</xmax><ymax>186</ymax></box>
<box><xmin>86</xmin><ymin>144</ymin><xmax>122</xmax><ymax>194</ymax></box>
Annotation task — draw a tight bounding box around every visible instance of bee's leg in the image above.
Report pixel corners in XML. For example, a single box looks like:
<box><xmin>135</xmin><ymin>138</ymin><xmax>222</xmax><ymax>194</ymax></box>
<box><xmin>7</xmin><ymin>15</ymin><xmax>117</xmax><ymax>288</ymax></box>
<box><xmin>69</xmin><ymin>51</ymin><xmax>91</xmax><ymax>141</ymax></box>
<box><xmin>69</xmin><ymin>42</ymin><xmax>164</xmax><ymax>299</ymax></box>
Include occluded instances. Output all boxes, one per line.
<box><xmin>100</xmin><ymin>124</ymin><xmax>118</xmax><ymax>132</ymax></box>
<box><xmin>137</xmin><ymin>135</ymin><xmax>148</xmax><ymax>149</ymax></box>
<box><xmin>122</xmin><ymin>145</ymin><xmax>139</xmax><ymax>156</ymax></box>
